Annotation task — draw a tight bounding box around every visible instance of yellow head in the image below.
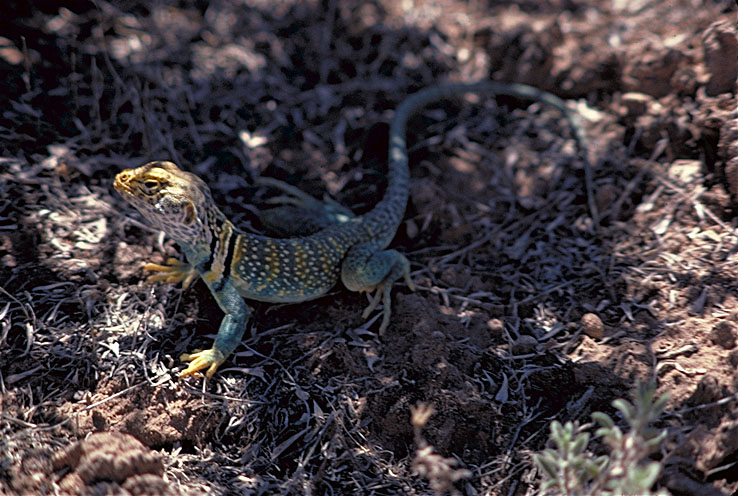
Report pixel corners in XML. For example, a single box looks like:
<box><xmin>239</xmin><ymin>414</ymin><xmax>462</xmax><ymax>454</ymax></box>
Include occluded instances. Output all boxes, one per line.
<box><xmin>114</xmin><ymin>161</ymin><xmax>215</xmax><ymax>243</ymax></box>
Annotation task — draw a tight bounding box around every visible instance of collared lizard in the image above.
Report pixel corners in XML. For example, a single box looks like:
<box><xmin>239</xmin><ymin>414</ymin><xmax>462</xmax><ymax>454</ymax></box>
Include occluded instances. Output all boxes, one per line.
<box><xmin>114</xmin><ymin>81</ymin><xmax>588</xmax><ymax>378</ymax></box>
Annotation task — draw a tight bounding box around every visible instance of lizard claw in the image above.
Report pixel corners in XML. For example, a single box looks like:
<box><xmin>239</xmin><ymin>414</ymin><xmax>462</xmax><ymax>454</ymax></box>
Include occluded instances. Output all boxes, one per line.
<box><xmin>180</xmin><ymin>348</ymin><xmax>226</xmax><ymax>378</ymax></box>
<box><xmin>405</xmin><ymin>272</ymin><xmax>416</xmax><ymax>291</ymax></box>
<box><xmin>144</xmin><ymin>257</ymin><xmax>199</xmax><ymax>288</ymax></box>
<box><xmin>359</xmin><ymin>263</ymin><xmax>415</xmax><ymax>333</ymax></box>
<box><xmin>362</xmin><ymin>286</ymin><xmax>384</xmax><ymax>319</ymax></box>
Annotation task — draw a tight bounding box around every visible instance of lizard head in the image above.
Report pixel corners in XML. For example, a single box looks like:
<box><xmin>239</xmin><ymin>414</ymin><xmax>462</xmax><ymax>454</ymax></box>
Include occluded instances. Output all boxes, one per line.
<box><xmin>114</xmin><ymin>161</ymin><xmax>216</xmax><ymax>243</ymax></box>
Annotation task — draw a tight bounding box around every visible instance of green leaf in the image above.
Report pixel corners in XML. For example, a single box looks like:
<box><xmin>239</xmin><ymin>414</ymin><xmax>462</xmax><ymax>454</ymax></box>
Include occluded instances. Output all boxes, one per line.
<box><xmin>592</xmin><ymin>412</ymin><xmax>614</xmax><ymax>428</ymax></box>
<box><xmin>642</xmin><ymin>430</ymin><xmax>667</xmax><ymax>452</ymax></box>
<box><xmin>583</xmin><ymin>459</ymin><xmax>603</xmax><ymax>479</ymax></box>
<box><xmin>632</xmin><ymin>461</ymin><xmax>661</xmax><ymax>489</ymax></box>
<box><xmin>534</xmin><ymin>452</ymin><xmax>560</xmax><ymax>480</ymax></box>
<box><xmin>550</xmin><ymin>421</ymin><xmax>566</xmax><ymax>444</ymax></box>
<box><xmin>652</xmin><ymin>393</ymin><xmax>669</xmax><ymax>414</ymax></box>
<box><xmin>595</xmin><ymin>455</ymin><xmax>609</xmax><ymax>471</ymax></box>
<box><xmin>596</xmin><ymin>425</ymin><xmax>623</xmax><ymax>443</ymax></box>
<box><xmin>613</xmin><ymin>399</ymin><xmax>636</xmax><ymax>422</ymax></box>
<box><xmin>571</xmin><ymin>432</ymin><xmax>590</xmax><ymax>454</ymax></box>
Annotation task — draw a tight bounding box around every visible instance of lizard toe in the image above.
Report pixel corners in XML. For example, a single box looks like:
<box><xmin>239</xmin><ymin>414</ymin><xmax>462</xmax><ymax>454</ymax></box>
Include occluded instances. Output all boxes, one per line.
<box><xmin>180</xmin><ymin>348</ymin><xmax>226</xmax><ymax>378</ymax></box>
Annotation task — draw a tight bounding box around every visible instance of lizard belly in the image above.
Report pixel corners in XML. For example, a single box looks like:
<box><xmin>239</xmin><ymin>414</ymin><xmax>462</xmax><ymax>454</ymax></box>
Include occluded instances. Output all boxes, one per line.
<box><xmin>224</xmin><ymin>231</ymin><xmax>354</xmax><ymax>304</ymax></box>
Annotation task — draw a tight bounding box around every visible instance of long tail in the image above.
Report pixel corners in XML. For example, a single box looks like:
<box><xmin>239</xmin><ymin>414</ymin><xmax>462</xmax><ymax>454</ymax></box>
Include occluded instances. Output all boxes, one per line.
<box><xmin>364</xmin><ymin>81</ymin><xmax>589</xmax><ymax>247</ymax></box>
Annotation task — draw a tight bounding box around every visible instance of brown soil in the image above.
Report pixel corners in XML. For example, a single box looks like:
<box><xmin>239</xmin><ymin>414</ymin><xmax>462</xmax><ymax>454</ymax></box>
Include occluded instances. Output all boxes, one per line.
<box><xmin>1</xmin><ymin>0</ymin><xmax>737</xmax><ymax>494</ymax></box>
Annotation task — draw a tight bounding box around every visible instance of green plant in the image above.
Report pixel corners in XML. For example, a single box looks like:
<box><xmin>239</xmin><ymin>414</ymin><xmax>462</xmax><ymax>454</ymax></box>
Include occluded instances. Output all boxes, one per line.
<box><xmin>534</xmin><ymin>382</ymin><xmax>669</xmax><ymax>495</ymax></box>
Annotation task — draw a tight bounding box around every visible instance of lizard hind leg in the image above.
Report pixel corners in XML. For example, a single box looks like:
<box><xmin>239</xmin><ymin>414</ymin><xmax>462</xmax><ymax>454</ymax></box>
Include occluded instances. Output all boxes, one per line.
<box><xmin>257</xmin><ymin>177</ymin><xmax>356</xmax><ymax>236</ymax></box>
<box><xmin>341</xmin><ymin>243</ymin><xmax>415</xmax><ymax>334</ymax></box>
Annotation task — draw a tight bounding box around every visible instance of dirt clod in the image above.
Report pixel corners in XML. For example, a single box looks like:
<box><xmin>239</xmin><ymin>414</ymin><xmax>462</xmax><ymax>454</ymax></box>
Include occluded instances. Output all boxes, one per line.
<box><xmin>710</xmin><ymin>321</ymin><xmax>736</xmax><ymax>349</ymax></box>
<box><xmin>703</xmin><ymin>20</ymin><xmax>738</xmax><ymax>97</ymax></box>
<box><xmin>2</xmin><ymin>1</ymin><xmax>738</xmax><ymax>494</ymax></box>
<box><xmin>51</xmin><ymin>432</ymin><xmax>171</xmax><ymax>495</ymax></box>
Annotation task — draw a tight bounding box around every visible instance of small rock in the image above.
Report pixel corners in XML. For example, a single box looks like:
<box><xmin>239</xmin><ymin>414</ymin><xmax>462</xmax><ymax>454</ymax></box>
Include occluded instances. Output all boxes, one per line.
<box><xmin>703</xmin><ymin>20</ymin><xmax>738</xmax><ymax>96</ymax></box>
<box><xmin>688</xmin><ymin>375</ymin><xmax>722</xmax><ymax>406</ymax></box>
<box><xmin>731</xmin><ymin>371</ymin><xmax>738</xmax><ymax>392</ymax></box>
<box><xmin>594</xmin><ymin>183</ymin><xmax>620</xmax><ymax>214</ymax></box>
<box><xmin>487</xmin><ymin>318</ymin><xmax>505</xmax><ymax>339</ymax></box>
<box><xmin>511</xmin><ymin>335</ymin><xmax>538</xmax><ymax>355</ymax></box>
<box><xmin>710</xmin><ymin>321</ymin><xmax>736</xmax><ymax>349</ymax></box>
<box><xmin>729</xmin><ymin>349</ymin><xmax>738</xmax><ymax>367</ymax></box>
<box><xmin>620</xmin><ymin>92</ymin><xmax>656</xmax><ymax>117</ymax></box>
<box><xmin>581</xmin><ymin>313</ymin><xmax>604</xmax><ymax>339</ymax></box>
<box><xmin>623</xmin><ymin>44</ymin><xmax>685</xmax><ymax>98</ymax></box>
<box><xmin>440</xmin><ymin>265</ymin><xmax>472</xmax><ymax>288</ymax></box>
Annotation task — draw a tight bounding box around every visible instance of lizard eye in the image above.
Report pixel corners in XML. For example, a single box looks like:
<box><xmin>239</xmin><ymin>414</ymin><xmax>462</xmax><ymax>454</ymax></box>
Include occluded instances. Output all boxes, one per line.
<box><xmin>142</xmin><ymin>179</ymin><xmax>159</xmax><ymax>191</ymax></box>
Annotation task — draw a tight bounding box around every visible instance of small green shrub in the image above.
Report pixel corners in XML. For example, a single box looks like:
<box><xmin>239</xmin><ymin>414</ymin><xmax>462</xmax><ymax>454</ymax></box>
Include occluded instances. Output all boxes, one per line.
<box><xmin>534</xmin><ymin>382</ymin><xmax>669</xmax><ymax>496</ymax></box>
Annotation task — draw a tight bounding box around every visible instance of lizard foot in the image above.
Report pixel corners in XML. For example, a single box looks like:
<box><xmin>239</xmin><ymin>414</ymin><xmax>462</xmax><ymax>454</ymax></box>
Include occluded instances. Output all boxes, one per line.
<box><xmin>361</xmin><ymin>270</ymin><xmax>416</xmax><ymax>334</ymax></box>
<box><xmin>257</xmin><ymin>176</ymin><xmax>350</xmax><ymax>214</ymax></box>
<box><xmin>343</xmin><ymin>245</ymin><xmax>415</xmax><ymax>334</ymax></box>
<box><xmin>180</xmin><ymin>348</ymin><xmax>226</xmax><ymax>378</ymax></box>
<box><xmin>257</xmin><ymin>176</ymin><xmax>355</xmax><ymax>236</ymax></box>
<box><xmin>144</xmin><ymin>257</ymin><xmax>199</xmax><ymax>288</ymax></box>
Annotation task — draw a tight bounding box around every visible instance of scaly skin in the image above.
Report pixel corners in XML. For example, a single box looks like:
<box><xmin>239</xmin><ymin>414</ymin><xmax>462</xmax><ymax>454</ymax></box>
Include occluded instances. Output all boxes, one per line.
<box><xmin>114</xmin><ymin>81</ymin><xmax>588</xmax><ymax>378</ymax></box>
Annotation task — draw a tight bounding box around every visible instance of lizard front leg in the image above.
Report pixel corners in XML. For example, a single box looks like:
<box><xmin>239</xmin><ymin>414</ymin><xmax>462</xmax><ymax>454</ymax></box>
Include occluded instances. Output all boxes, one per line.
<box><xmin>341</xmin><ymin>242</ymin><xmax>415</xmax><ymax>333</ymax></box>
<box><xmin>180</xmin><ymin>281</ymin><xmax>250</xmax><ymax>378</ymax></box>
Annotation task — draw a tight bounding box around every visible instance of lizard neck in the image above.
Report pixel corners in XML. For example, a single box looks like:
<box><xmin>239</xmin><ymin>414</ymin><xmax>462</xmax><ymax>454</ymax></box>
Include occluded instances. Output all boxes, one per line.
<box><xmin>177</xmin><ymin>203</ymin><xmax>230</xmax><ymax>269</ymax></box>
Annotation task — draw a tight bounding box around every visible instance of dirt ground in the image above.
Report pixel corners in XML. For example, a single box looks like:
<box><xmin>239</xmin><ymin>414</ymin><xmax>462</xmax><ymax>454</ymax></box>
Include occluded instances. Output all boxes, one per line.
<box><xmin>1</xmin><ymin>0</ymin><xmax>738</xmax><ymax>494</ymax></box>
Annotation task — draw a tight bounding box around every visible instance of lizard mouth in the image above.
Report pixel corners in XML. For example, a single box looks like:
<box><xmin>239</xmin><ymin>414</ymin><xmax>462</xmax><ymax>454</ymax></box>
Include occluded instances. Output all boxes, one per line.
<box><xmin>113</xmin><ymin>172</ymin><xmax>131</xmax><ymax>195</ymax></box>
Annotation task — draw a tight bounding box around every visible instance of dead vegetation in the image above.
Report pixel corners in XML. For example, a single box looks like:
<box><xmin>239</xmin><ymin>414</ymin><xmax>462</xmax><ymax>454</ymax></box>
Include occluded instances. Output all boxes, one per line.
<box><xmin>1</xmin><ymin>0</ymin><xmax>738</xmax><ymax>494</ymax></box>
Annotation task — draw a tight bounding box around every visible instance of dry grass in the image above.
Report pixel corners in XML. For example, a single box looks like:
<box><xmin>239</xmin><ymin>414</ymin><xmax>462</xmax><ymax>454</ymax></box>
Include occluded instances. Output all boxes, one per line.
<box><xmin>1</xmin><ymin>1</ymin><xmax>737</xmax><ymax>495</ymax></box>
